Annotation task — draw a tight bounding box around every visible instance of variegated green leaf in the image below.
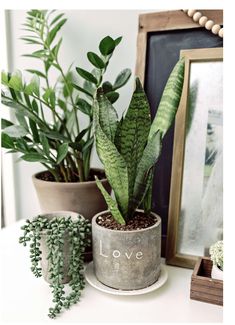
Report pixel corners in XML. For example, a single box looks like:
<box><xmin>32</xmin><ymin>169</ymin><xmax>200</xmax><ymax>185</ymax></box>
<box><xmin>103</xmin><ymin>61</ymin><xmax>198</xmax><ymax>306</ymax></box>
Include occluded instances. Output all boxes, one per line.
<box><xmin>130</xmin><ymin>132</ymin><xmax>161</xmax><ymax>214</ymax></box>
<box><xmin>93</xmin><ymin>100</ymin><xmax>129</xmax><ymax>218</ymax></box>
<box><xmin>149</xmin><ymin>58</ymin><xmax>185</xmax><ymax>139</ymax></box>
<box><xmin>95</xmin><ymin>177</ymin><xmax>125</xmax><ymax>225</ymax></box>
<box><xmin>96</xmin><ymin>88</ymin><xmax>118</xmax><ymax>142</ymax></box>
<box><xmin>116</xmin><ymin>77</ymin><xmax>151</xmax><ymax>203</ymax></box>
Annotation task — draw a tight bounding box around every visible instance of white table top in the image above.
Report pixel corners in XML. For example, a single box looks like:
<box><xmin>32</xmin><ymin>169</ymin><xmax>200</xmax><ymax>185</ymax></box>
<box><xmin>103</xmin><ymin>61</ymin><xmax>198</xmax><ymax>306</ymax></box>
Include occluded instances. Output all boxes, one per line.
<box><xmin>0</xmin><ymin>220</ymin><xmax>223</xmax><ymax>323</ymax></box>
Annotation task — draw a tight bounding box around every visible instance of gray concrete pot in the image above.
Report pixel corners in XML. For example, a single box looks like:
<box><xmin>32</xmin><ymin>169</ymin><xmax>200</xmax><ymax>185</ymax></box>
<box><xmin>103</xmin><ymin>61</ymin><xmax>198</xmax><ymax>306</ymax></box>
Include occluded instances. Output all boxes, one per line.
<box><xmin>39</xmin><ymin>211</ymin><xmax>82</xmax><ymax>284</ymax></box>
<box><xmin>92</xmin><ymin>209</ymin><xmax>161</xmax><ymax>290</ymax></box>
<box><xmin>32</xmin><ymin>168</ymin><xmax>111</xmax><ymax>221</ymax></box>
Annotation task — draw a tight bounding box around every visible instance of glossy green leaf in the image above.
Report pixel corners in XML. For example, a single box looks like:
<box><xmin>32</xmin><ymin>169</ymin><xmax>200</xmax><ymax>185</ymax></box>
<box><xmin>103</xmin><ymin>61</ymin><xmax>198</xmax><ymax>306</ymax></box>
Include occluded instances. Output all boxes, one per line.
<box><xmin>56</xmin><ymin>143</ymin><xmax>69</xmax><ymax>164</ymax></box>
<box><xmin>82</xmin><ymin>137</ymin><xmax>94</xmax><ymax>153</ymax></box>
<box><xmin>99</xmin><ymin>36</ymin><xmax>115</xmax><ymax>56</ymax></box>
<box><xmin>1</xmin><ymin>133</ymin><xmax>15</xmax><ymax>149</ymax></box>
<box><xmin>76</xmin><ymin>67</ymin><xmax>98</xmax><ymax>85</ymax></box>
<box><xmin>72</xmin><ymin>83</ymin><xmax>93</xmax><ymax>98</ymax></box>
<box><xmin>8</xmin><ymin>70</ymin><xmax>23</xmax><ymax>91</ymax></box>
<box><xmin>105</xmin><ymin>91</ymin><xmax>119</xmax><ymax>104</ymax></box>
<box><xmin>114</xmin><ymin>36</ymin><xmax>122</xmax><ymax>46</ymax></box>
<box><xmin>26</xmin><ymin>69</ymin><xmax>46</xmax><ymax>79</ymax></box>
<box><xmin>46</xmin><ymin>18</ymin><xmax>67</xmax><ymax>46</ymax></box>
<box><xmin>43</xmin><ymin>130</ymin><xmax>69</xmax><ymax>141</ymax></box>
<box><xmin>3</xmin><ymin>125</ymin><xmax>28</xmax><ymax>138</ymax></box>
<box><xmin>87</xmin><ymin>52</ymin><xmax>105</xmax><ymax>69</ymax></box>
<box><xmin>76</xmin><ymin>98</ymin><xmax>92</xmax><ymax>116</ymax></box>
<box><xmin>1</xmin><ymin>118</ymin><xmax>13</xmax><ymax>129</ymax></box>
<box><xmin>1</xmin><ymin>71</ymin><xmax>8</xmax><ymax>85</ymax></box>
<box><xmin>95</xmin><ymin>177</ymin><xmax>125</xmax><ymax>225</ymax></box>
<box><xmin>24</xmin><ymin>74</ymin><xmax>40</xmax><ymax>96</ymax></box>
<box><xmin>113</xmin><ymin>68</ymin><xmax>131</xmax><ymax>91</ymax></box>
<box><xmin>40</xmin><ymin>133</ymin><xmax>50</xmax><ymax>157</ymax></box>
<box><xmin>149</xmin><ymin>58</ymin><xmax>185</xmax><ymax>139</ymax></box>
<box><xmin>50</xmin><ymin>13</ymin><xmax>64</xmax><ymax>26</ymax></box>
<box><xmin>20</xmin><ymin>153</ymin><xmax>48</xmax><ymax>163</ymax></box>
<box><xmin>102</xmin><ymin>81</ymin><xmax>113</xmax><ymax>93</ymax></box>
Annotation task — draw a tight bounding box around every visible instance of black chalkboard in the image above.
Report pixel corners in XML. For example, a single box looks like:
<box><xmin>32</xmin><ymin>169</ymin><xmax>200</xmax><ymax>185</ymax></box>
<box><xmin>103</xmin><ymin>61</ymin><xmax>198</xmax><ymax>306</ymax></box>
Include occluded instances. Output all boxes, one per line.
<box><xmin>144</xmin><ymin>27</ymin><xmax>223</xmax><ymax>246</ymax></box>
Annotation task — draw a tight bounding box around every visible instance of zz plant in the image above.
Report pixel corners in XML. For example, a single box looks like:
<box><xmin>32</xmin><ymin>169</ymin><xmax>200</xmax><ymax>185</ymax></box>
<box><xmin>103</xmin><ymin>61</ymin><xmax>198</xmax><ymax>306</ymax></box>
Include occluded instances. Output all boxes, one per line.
<box><xmin>19</xmin><ymin>215</ymin><xmax>91</xmax><ymax>318</ymax></box>
<box><xmin>93</xmin><ymin>58</ymin><xmax>185</xmax><ymax>224</ymax></box>
<box><xmin>1</xmin><ymin>10</ymin><xmax>131</xmax><ymax>182</ymax></box>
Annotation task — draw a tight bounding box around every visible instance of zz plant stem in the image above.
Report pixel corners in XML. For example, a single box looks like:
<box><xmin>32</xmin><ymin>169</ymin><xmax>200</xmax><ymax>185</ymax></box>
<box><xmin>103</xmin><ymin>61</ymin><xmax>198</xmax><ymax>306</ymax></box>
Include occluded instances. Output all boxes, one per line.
<box><xmin>19</xmin><ymin>215</ymin><xmax>91</xmax><ymax>319</ymax></box>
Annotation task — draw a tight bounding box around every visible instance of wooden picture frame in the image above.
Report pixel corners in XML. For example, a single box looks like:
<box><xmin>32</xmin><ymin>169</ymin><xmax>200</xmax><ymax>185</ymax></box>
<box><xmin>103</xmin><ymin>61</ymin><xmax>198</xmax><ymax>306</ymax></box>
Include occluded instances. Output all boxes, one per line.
<box><xmin>135</xmin><ymin>10</ymin><xmax>223</xmax><ymax>85</ymax></box>
<box><xmin>135</xmin><ymin>10</ymin><xmax>223</xmax><ymax>257</ymax></box>
<box><xmin>166</xmin><ymin>47</ymin><xmax>223</xmax><ymax>268</ymax></box>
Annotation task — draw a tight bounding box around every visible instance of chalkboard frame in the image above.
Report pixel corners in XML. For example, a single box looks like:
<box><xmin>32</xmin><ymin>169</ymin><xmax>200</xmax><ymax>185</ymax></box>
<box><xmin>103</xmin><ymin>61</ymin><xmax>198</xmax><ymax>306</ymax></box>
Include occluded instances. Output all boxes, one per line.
<box><xmin>135</xmin><ymin>10</ymin><xmax>223</xmax><ymax>84</ymax></box>
<box><xmin>135</xmin><ymin>10</ymin><xmax>223</xmax><ymax>257</ymax></box>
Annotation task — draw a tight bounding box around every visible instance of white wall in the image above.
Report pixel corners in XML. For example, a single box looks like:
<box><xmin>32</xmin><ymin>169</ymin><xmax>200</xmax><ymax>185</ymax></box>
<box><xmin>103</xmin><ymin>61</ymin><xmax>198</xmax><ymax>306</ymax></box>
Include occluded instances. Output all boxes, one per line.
<box><xmin>4</xmin><ymin>9</ymin><xmax>154</xmax><ymax>221</ymax></box>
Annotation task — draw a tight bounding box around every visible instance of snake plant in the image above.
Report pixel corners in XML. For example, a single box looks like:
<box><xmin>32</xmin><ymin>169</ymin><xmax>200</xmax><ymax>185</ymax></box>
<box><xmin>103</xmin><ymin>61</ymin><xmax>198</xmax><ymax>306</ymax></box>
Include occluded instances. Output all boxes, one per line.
<box><xmin>93</xmin><ymin>58</ymin><xmax>185</xmax><ymax>224</ymax></box>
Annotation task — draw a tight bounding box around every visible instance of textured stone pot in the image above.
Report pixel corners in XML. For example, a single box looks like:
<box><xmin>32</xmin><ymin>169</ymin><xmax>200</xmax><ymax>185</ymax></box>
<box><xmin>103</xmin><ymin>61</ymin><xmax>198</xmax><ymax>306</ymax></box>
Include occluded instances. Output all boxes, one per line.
<box><xmin>32</xmin><ymin>168</ymin><xmax>111</xmax><ymax>221</ymax></box>
<box><xmin>92</xmin><ymin>209</ymin><xmax>161</xmax><ymax>290</ymax></box>
<box><xmin>38</xmin><ymin>211</ymin><xmax>82</xmax><ymax>284</ymax></box>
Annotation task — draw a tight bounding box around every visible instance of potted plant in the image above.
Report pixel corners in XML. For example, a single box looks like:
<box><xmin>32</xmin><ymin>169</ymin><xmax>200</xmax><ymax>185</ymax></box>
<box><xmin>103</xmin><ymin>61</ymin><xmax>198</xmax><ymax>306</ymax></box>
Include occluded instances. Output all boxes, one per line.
<box><xmin>91</xmin><ymin>58</ymin><xmax>185</xmax><ymax>290</ymax></box>
<box><xmin>19</xmin><ymin>211</ymin><xmax>91</xmax><ymax>318</ymax></box>
<box><xmin>209</xmin><ymin>240</ymin><xmax>223</xmax><ymax>280</ymax></box>
<box><xmin>1</xmin><ymin>10</ymin><xmax>131</xmax><ymax>220</ymax></box>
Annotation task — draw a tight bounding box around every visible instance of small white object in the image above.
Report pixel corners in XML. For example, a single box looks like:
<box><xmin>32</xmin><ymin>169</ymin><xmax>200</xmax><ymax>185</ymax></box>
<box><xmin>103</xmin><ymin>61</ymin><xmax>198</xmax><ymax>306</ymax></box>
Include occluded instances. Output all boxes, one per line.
<box><xmin>219</xmin><ymin>28</ymin><xmax>224</xmax><ymax>38</ymax></box>
<box><xmin>199</xmin><ymin>16</ymin><xmax>208</xmax><ymax>26</ymax></box>
<box><xmin>183</xmin><ymin>9</ymin><xmax>188</xmax><ymax>13</ymax></box>
<box><xmin>85</xmin><ymin>262</ymin><xmax>168</xmax><ymax>296</ymax></box>
<box><xmin>212</xmin><ymin>24</ymin><xmax>221</xmax><ymax>35</ymax></box>
<box><xmin>205</xmin><ymin>20</ymin><xmax>215</xmax><ymax>30</ymax></box>
<box><xmin>187</xmin><ymin>9</ymin><xmax>197</xmax><ymax>17</ymax></box>
<box><xmin>193</xmin><ymin>12</ymin><xmax>202</xmax><ymax>22</ymax></box>
<box><xmin>211</xmin><ymin>264</ymin><xmax>223</xmax><ymax>280</ymax></box>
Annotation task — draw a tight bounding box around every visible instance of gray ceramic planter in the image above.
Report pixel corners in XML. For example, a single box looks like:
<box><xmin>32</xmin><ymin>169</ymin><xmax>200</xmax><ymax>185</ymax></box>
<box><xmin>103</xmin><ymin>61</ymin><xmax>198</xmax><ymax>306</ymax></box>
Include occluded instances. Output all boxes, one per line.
<box><xmin>39</xmin><ymin>211</ymin><xmax>82</xmax><ymax>284</ymax></box>
<box><xmin>92</xmin><ymin>209</ymin><xmax>161</xmax><ymax>290</ymax></box>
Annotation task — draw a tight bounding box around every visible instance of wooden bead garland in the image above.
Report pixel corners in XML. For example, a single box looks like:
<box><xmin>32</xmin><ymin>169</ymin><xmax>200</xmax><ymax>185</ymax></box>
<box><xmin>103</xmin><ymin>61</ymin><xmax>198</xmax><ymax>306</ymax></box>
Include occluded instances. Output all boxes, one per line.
<box><xmin>182</xmin><ymin>9</ymin><xmax>223</xmax><ymax>38</ymax></box>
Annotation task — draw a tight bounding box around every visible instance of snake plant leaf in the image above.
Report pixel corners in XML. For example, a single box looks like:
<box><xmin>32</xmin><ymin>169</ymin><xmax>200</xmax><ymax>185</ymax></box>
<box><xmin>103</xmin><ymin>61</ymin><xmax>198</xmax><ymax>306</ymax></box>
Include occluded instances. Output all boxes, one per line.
<box><xmin>96</xmin><ymin>88</ymin><xmax>118</xmax><ymax>142</ymax></box>
<box><xmin>93</xmin><ymin>100</ymin><xmax>129</xmax><ymax>219</ymax></box>
<box><xmin>95</xmin><ymin>177</ymin><xmax>126</xmax><ymax>225</ymax></box>
<box><xmin>149</xmin><ymin>58</ymin><xmax>185</xmax><ymax>139</ymax></box>
<box><xmin>130</xmin><ymin>131</ymin><xmax>162</xmax><ymax>214</ymax></box>
<box><xmin>116</xmin><ymin>77</ymin><xmax>151</xmax><ymax>203</ymax></box>
<box><xmin>142</xmin><ymin>170</ymin><xmax>154</xmax><ymax>215</ymax></box>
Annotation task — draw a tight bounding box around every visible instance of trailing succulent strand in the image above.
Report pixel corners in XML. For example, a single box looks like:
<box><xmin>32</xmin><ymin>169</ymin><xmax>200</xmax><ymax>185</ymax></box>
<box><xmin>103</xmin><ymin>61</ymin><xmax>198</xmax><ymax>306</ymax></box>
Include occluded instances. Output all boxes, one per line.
<box><xmin>19</xmin><ymin>215</ymin><xmax>91</xmax><ymax>319</ymax></box>
<box><xmin>93</xmin><ymin>58</ymin><xmax>185</xmax><ymax>224</ymax></box>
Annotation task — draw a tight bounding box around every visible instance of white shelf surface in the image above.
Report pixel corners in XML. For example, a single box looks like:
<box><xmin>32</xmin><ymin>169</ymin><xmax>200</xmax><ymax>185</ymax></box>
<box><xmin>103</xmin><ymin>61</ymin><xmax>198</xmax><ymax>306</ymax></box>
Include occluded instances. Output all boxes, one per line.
<box><xmin>0</xmin><ymin>220</ymin><xmax>223</xmax><ymax>323</ymax></box>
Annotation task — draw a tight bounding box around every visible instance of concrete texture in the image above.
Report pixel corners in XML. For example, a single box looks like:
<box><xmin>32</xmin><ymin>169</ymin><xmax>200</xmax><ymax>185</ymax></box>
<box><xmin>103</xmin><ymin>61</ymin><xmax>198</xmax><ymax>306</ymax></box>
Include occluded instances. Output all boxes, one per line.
<box><xmin>92</xmin><ymin>210</ymin><xmax>161</xmax><ymax>290</ymax></box>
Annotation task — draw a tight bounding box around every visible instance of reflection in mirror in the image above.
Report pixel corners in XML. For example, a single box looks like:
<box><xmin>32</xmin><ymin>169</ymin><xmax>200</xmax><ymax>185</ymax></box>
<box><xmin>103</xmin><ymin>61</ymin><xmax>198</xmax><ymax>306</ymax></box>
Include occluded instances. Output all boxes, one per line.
<box><xmin>177</xmin><ymin>61</ymin><xmax>223</xmax><ymax>257</ymax></box>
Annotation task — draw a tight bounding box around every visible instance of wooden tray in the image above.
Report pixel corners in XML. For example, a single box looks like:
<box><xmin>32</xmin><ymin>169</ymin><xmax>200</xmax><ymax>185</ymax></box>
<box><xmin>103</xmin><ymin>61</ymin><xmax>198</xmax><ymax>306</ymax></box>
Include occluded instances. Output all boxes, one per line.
<box><xmin>190</xmin><ymin>257</ymin><xmax>223</xmax><ymax>306</ymax></box>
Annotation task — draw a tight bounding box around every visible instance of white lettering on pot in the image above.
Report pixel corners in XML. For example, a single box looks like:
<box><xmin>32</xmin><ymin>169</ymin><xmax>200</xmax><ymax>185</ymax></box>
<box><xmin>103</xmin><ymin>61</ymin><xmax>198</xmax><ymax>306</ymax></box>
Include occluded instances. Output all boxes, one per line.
<box><xmin>99</xmin><ymin>239</ymin><xmax>108</xmax><ymax>257</ymax></box>
<box><xmin>136</xmin><ymin>252</ymin><xmax>143</xmax><ymax>260</ymax></box>
<box><xmin>113</xmin><ymin>250</ymin><xmax>121</xmax><ymax>258</ymax></box>
<box><xmin>99</xmin><ymin>240</ymin><xmax>143</xmax><ymax>260</ymax></box>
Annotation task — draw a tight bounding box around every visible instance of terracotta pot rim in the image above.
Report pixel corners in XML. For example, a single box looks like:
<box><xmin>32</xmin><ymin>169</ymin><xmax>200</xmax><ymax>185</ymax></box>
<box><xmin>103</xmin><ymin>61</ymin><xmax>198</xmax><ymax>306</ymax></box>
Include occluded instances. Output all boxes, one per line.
<box><xmin>92</xmin><ymin>209</ymin><xmax>161</xmax><ymax>234</ymax></box>
<box><xmin>32</xmin><ymin>168</ymin><xmax>107</xmax><ymax>186</ymax></box>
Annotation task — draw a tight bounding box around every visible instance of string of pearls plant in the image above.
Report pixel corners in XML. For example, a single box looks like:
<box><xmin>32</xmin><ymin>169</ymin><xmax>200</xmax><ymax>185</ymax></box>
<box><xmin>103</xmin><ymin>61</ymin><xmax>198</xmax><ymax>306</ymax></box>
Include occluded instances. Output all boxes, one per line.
<box><xmin>182</xmin><ymin>9</ymin><xmax>223</xmax><ymax>38</ymax></box>
<box><xmin>19</xmin><ymin>215</ymin><xmax>91</xmax><ymax>319</ymax></box>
